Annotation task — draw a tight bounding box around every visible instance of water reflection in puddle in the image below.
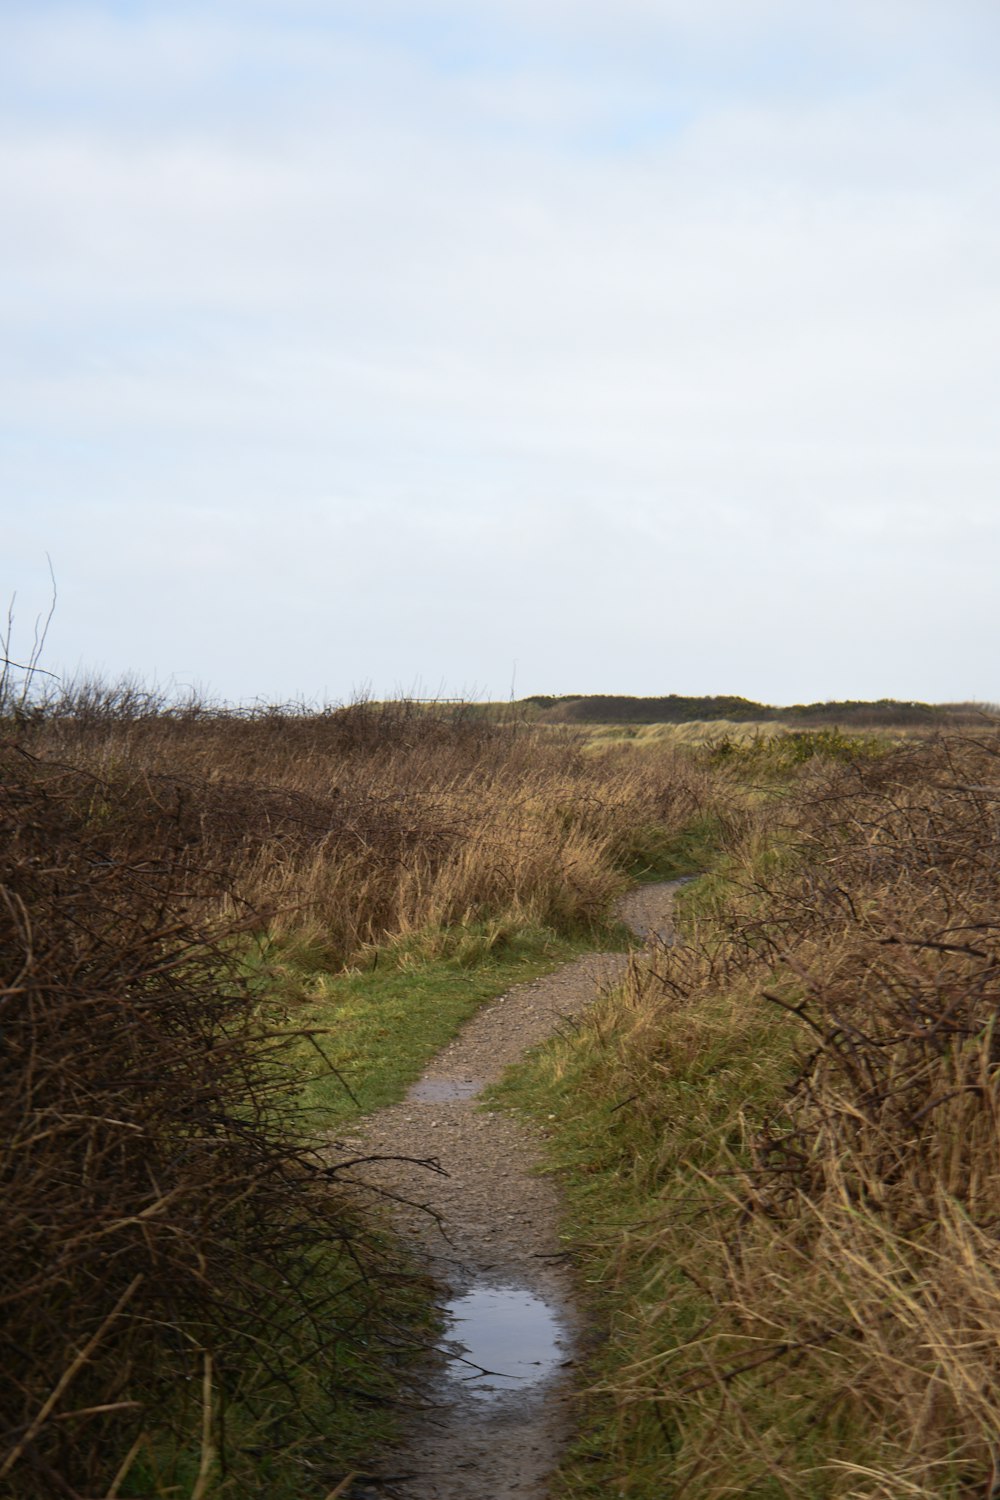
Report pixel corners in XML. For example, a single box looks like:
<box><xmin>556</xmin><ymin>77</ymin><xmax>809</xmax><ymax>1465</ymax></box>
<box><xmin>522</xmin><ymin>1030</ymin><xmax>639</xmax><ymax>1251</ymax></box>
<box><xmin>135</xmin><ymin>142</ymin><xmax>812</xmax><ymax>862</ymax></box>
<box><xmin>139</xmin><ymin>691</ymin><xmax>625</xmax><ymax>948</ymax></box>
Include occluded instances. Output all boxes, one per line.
<box><xmin>442</xmin><ymin>1284</ymin><xmax>567</xmax><ymax>1400</ymax></box>
<box><xmin>408</xmin><ymin>1078</ymin><xmax>482</xmax><ymax>1102</ymax></box>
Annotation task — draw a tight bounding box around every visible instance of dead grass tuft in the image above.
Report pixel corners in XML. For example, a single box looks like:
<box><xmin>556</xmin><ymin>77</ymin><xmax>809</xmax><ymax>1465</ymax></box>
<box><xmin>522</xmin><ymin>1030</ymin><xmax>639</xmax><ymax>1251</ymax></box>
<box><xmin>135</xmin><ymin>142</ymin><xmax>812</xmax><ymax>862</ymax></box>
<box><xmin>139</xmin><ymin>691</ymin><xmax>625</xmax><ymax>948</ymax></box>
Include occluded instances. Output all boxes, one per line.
<box><xmin>19</xmin><ymin>695</ymin><xmax>717</xmax><ymax>966</ymax></box>
<box><xmin>538</xmin><ymin>733</ymin><xmax>1000</xmax><ymax>1497</ymax></box>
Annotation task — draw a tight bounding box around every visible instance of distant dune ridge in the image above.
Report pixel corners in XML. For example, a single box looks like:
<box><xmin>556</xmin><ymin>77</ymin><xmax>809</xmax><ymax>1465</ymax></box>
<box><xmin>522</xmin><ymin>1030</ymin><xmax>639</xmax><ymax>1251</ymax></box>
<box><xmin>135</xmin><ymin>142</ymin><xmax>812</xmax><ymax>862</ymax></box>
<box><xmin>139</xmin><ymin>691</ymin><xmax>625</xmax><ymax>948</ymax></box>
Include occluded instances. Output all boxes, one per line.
<box><xmin>512</xmin><ymin>694</ymin><xmax>995</xmax><ymax>727</ymax></box>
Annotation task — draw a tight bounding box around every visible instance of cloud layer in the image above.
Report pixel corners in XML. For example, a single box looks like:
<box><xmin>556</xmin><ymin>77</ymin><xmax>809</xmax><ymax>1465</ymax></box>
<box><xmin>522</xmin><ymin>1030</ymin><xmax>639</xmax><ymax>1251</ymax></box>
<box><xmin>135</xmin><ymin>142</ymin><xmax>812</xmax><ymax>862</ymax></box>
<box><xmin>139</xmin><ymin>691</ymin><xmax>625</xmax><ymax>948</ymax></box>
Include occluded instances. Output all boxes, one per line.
<box><xmin>3</xmin><ymin>1</ymin><xmax>998</xmax><ymax>701</ymax></box>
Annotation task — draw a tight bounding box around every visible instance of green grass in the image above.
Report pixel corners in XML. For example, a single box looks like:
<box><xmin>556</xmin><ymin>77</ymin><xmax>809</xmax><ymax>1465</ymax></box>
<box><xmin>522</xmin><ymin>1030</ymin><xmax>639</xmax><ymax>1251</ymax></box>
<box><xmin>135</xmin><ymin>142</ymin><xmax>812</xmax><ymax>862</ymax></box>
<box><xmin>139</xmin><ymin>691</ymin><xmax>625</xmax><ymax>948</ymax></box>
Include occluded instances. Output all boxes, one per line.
<box><xmin>121</xmin><ymin>918</ymin><xmax>631</xmax><ymax>1498</ymax></box>
<box><xmin>139</xmin><ymin>866</ymin><xmax>733</xmax><ymax>1496</ymax></box>
<box><xmin>704</xmin><ymin>724</ymin><xmax>893</xmax><ymax>771</ymax></box>
<box><xmin>255</xmin><ymin>917</ymin><xmax>631</xmax><ymax>1132</ymax></box>
<box><xmin>488</xmin><ymin>891</ymin><xmax>802</xmax><ymax>1497</ymax></box>
<box><xmin>120</xmin><ymin>1231</ymin><xmax>436</xmax><ymax>1499</ymax></box>
<box><xmin>621</xmin><ymin>811</ymin><xmax>726</xmax><ymax>882</ymax></box>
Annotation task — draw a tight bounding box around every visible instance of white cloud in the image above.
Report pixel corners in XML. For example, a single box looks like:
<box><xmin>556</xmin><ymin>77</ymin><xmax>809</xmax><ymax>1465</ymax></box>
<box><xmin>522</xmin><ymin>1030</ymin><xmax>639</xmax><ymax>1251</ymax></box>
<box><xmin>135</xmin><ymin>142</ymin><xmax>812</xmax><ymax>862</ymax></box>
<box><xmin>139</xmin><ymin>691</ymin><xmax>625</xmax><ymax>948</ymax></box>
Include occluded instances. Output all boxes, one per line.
<box><xmin>2</xmin><ymin>1</ymin><xmax>999</xmax><ymax>701</ymax></box>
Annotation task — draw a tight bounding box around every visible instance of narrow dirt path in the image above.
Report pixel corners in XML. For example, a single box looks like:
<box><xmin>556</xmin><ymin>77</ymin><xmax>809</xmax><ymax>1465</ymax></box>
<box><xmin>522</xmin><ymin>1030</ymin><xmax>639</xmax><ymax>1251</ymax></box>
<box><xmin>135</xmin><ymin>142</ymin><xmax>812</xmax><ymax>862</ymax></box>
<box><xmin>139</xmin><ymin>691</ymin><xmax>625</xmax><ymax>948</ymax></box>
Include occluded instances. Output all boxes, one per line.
<box><xmin>342</xmin><ymin>881</ymin><xmax>686</xmax><ymax>1500</ymax></box>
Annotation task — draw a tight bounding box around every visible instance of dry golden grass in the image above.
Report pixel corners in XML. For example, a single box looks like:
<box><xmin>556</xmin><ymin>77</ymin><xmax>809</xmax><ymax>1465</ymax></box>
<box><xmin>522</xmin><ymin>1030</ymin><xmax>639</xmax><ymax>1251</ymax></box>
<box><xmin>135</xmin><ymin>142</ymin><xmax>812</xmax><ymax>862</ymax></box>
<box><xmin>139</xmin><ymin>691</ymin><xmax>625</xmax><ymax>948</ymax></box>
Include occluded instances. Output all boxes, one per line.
<box><xmin>514</xmin><ymin>732</ymin><xmax>1000</xmax><ymax>1498</ymax></box>
<box><xmin>24</xmin><ymin>698</ymin><xmax>718</xmax><ymax>965</ymax></box>
<box><xmin>652</xmin><ymin>738</ymin><xmax>1000</xmax><ymax>1494</ymax></box>
<box><xmin>3</xmin><ymin>693</ymin><xmax>718</xmax><ymax>1496</ymax></box>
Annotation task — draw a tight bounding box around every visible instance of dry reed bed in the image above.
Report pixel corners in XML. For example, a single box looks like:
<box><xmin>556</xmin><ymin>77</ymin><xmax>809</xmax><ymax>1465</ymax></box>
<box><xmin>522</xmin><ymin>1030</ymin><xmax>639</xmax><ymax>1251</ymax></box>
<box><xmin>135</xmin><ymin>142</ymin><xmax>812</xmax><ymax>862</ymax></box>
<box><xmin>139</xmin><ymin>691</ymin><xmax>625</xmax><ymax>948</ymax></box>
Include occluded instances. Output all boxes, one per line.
<box><xmin>2</xmin><ymin>701</ymin><xmax>714</xmax><ymax>1496</ymax></box>
<box><xmin>570</xmin><ymin>734</ymin><xmax>1000</xmax><ymax>1498</ymax></box>
<box><xmin>24</xmin><ymin>700</ymin><xmax>714</xmax><ymax>965</ymax></box>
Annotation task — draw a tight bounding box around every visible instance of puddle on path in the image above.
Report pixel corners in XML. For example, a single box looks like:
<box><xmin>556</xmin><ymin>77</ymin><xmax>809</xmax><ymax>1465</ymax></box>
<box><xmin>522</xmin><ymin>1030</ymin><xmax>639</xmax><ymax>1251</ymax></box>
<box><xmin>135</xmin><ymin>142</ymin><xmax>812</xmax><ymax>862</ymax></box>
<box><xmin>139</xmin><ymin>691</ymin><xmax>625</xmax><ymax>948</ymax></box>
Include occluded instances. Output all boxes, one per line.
<box><xmin>442</xmin><ymin>1283</ymin><xmax>568</xmax><ymax>1401</ymax></box>
<box><xmin>408</xmin><ymin>1077</ymin><xmax>482</xmax><ymax>1102</ymax></box>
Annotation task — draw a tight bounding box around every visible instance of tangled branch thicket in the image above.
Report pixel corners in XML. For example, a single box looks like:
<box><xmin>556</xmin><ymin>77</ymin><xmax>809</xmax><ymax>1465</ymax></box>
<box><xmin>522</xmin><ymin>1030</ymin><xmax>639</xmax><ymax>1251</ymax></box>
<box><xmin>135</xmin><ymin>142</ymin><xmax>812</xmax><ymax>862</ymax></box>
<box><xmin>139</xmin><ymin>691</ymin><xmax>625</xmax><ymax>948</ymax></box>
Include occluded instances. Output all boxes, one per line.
<box><xmin>0</xmin><ymin>746</ymin><xmax>415</xmax><ymax>1498</ymax></box>
<box><xmin>2</xmin><ymin>694</ymin><xmax>712</xmax><ymax>1496</ymax></box>
<box><xmin>576</xmin><ymin>732</ymin><xmax>1000</xmax><ymax>1497</ymax></box>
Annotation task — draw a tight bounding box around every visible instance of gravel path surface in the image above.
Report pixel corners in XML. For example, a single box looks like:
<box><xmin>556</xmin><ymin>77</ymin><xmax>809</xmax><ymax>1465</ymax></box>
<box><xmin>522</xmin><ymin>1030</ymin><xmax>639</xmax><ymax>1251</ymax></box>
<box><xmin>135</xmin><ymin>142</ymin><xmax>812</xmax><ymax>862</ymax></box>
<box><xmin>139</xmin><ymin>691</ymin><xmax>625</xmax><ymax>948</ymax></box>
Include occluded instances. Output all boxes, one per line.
<box><xmin>341</xmin><ymin>881</ymin><xmax>687</xmax><ymax>1500</ymax></box>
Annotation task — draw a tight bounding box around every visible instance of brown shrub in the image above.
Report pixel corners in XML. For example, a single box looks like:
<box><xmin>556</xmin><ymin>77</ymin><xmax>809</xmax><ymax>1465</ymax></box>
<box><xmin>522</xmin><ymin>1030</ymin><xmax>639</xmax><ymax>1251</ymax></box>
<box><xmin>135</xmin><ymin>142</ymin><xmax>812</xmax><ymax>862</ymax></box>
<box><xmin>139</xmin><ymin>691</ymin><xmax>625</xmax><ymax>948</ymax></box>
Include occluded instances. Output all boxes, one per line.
<box><xmin>0</xmin><ymin>744</ymin><xmax>411</xmax><ymax>1497</ymax></box>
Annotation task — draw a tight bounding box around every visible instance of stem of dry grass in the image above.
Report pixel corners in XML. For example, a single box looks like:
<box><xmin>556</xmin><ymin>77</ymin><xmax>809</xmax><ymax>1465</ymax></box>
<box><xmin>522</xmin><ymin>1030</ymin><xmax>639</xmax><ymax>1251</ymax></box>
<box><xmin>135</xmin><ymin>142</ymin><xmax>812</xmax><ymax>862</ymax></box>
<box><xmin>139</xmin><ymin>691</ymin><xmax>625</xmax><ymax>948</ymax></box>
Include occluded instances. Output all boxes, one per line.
<box><xmin>504</xmin><ymin>733</ymin><xmax>1000</xmax><ymax>1498</ymax></box>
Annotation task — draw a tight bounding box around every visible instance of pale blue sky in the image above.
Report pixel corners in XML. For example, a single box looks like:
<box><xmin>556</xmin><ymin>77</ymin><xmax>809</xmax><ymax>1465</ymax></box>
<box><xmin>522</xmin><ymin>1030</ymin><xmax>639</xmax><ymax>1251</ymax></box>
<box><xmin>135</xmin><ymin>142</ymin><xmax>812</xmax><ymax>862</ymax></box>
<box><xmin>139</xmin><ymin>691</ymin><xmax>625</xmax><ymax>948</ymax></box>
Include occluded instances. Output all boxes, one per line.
<box><xmin>4</xmin><ymin>1</ymin><xmax>999</xmax><ymax>704</ymax></box>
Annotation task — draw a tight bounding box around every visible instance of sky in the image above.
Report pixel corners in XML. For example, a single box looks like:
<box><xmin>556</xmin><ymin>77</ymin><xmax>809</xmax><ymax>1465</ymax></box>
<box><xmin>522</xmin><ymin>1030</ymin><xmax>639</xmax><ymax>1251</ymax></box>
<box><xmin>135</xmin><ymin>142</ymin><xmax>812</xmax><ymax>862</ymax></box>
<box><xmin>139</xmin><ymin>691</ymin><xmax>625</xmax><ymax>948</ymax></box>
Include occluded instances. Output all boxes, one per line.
<box><xmin>3</xmin><ymin>0</ymin><xmax>999</xmax><ymax>706</ymax></box>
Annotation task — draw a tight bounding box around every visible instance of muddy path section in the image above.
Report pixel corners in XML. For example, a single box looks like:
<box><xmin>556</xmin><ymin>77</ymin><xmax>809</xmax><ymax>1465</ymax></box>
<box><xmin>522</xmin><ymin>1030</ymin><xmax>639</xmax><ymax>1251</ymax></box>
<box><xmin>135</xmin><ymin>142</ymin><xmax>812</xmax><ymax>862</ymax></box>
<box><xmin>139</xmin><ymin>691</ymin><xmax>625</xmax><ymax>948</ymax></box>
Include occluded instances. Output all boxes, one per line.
<box><xmin>342</xmin><ymin>880</ymin><xmax>688</xmax><ymax>1500</ymax></box>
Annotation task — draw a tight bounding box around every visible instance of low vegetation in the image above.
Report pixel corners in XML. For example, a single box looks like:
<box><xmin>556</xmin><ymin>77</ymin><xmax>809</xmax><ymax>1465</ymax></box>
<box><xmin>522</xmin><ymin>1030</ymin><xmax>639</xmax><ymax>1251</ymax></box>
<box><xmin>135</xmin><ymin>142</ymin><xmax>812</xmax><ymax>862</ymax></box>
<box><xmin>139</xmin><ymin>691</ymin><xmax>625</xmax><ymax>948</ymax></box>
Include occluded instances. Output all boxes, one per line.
<box><xmin>516</xmin><ymin>694</ymin><xmax>992</xmax><ymax>728</ymax></box>
<box><xmin>502</xmin><ymin>729</ymin><xmax>1000</xmax><ymax>1497</ymax></box>
<box><xmin>1</xmin><ymin>683</ymin><xmax>716</xmax><ymax>1497</ymax></box>
<box><xmin>6</xmin><ymin>665</ymin><xmax>998</xmax><ymax>1497</ymax></box>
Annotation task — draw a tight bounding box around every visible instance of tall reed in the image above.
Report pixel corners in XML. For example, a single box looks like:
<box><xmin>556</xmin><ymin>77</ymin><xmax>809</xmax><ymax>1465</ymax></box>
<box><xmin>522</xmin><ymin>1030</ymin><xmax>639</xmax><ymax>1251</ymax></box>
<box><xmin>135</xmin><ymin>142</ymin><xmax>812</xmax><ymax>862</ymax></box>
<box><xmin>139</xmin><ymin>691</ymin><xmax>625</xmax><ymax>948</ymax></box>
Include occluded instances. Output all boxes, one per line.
<box><xmin>533</xmin><ymin>733</ymin><xmax>1000</xmax><ymax>1497</ymax></box>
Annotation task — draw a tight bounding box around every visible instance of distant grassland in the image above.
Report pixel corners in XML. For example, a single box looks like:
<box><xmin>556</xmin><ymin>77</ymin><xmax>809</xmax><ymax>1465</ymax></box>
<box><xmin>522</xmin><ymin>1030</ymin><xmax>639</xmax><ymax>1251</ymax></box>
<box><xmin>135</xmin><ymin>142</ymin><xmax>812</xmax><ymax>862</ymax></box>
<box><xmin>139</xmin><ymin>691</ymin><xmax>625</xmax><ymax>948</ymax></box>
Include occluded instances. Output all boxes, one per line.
<box><xmin>581</xmin><ymin>718</ymin><xmax>874</xmax><ymax>747</ymax></box>
<box><xmin>475</xmin><ymin>694</ymin><xmax>997</xmax><ymax>729</ymax></box>
<box><xmin>530</xmin><ymin>692</ymin><xmax>995</xmax><ymax>726</ymax></box>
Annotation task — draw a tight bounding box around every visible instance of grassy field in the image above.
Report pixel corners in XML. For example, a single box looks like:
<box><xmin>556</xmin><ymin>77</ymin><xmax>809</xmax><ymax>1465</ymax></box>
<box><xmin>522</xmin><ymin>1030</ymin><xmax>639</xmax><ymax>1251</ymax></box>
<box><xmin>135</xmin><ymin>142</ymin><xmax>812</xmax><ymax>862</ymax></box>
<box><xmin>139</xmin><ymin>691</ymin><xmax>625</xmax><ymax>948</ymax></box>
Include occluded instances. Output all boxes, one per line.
<box><xmin>0</xmin><ymin>689</ymin><xmax>717</xmax><ymax>1497</ymax></box>
<box><xmin>499</xmin><ymin>728</ymin><xmax>1000</xmax><ymax>1498</ymax></box>
<box><xmin>4</xmin><ymin>684</ymin><xmax>998</xmax><ymax>1497</ymax></box>
<box><xmin>456</xmin><ymin>693</ymin><xmax>995</xmax><ymax>730</ymax></box>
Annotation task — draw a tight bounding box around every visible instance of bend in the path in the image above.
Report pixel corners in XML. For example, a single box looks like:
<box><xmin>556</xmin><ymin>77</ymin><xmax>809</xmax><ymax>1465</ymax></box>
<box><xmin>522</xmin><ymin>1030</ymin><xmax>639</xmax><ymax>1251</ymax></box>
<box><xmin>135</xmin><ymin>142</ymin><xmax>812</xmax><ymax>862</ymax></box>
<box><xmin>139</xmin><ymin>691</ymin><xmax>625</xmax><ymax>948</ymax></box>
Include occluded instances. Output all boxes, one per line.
<box><xmin>342</xmin><ymin>880</ymin><xmax>688</xmax><ymax>1500</ymax></box>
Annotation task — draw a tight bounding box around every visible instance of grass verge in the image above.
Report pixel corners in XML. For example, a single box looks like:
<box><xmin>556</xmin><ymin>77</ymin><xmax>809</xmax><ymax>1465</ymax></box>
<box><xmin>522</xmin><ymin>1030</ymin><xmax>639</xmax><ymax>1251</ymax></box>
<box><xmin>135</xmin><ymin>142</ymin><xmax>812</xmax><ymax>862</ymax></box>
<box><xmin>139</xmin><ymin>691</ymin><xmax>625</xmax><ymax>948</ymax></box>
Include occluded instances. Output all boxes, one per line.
<box><xmin>495</xmin><ymin>734</ymin><xmax>1000</xmax><ymax>1498</ymax></box>
<box><xmin>118</xmin><ymin>1234</ymin><xmax>436</xmax><ymax>1500</ymax></box>
<box><xmin>261</xmin><ymin>917</ymin><xmax>632</xmax><ymax>1130</ymax></box>
<box><xmin>491</xmin><ymin>889</ymin><xmax>802</xmax><ymax>1498</ymax></box>
<box><xmin>119</xmin><ymin>916</ymin><xmax>631</xmax><ymax>1496</ymax></box>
